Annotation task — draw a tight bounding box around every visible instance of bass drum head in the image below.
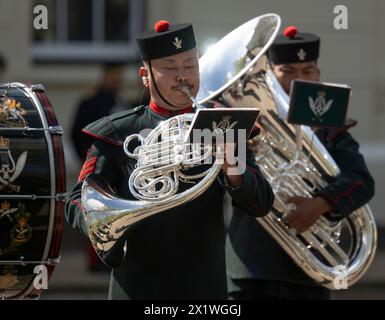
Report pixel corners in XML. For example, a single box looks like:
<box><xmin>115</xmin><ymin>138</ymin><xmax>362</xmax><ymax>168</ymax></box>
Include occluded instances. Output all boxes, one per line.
<box><xmin>0</xmin><ymin>83</ymin><xmax>65</xmax><ymax>299</ymax></box>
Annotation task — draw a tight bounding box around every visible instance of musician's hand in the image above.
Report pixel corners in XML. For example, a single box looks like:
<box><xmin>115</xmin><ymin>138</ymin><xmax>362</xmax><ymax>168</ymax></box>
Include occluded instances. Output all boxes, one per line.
<box><xmin>283</xmin><ymin>196</ymin><xmax>333</xmax><ymax>233</ymax></box>
<box><xmin>219</xmin><ymin>143</ymin><xmax>244</xmax><ymax>188</ymax></box>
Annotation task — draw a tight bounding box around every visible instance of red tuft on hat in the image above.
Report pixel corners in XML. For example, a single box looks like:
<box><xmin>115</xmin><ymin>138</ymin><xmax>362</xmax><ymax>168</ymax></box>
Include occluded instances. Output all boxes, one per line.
<box><xmin>154</xmin><ymin>20</ymin><xmax>170</xmax><ymax>33</ymax></box>
<box><xmin>283</xmin><ymin>26</ymin><xmax>298</xmax><ymax>38</ymax></box>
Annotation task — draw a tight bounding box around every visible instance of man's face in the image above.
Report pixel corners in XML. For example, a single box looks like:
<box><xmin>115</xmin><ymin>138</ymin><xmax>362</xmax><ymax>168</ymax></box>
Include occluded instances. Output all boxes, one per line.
<box><xmin>273</xmin><ymin>61</ymin><xmax>320</xmax><ymax>94</ymax></box>
<box><xmin>141</xmin><ymin>48</ymin><xmax>200</xmax><ymax>110</ymax></box>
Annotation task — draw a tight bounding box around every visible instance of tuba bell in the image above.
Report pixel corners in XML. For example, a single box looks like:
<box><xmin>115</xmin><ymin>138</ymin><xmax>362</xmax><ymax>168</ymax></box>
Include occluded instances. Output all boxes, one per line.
<box><xmin>197</xmin><ymin>13</ymin><xmax>377</xmax><ymax>289</ymax></box>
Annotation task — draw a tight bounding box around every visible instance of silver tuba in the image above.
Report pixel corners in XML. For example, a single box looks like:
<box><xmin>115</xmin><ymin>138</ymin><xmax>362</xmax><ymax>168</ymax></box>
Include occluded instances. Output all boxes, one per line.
<box><xmin>197</xmin><ymin>13</ymin><xmax>377</xmax><ymax>289</ymax></box>
<box><xmin>81</xmin><ymin>109</ymin><xmax>223</xmax><ymax>266</ymax></box>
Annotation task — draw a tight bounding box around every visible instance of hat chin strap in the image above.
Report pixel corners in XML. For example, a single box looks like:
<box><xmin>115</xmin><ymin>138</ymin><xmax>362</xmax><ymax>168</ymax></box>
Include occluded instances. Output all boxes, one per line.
<box><xmin>148</xmin><ymin>60</ymin><xmax>180</xmax><ymax>109</ymax></box>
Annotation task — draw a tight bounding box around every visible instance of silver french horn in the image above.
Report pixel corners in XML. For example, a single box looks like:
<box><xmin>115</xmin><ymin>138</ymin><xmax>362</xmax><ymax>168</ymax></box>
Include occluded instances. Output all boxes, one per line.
<box><xmin>81</xmin><ymin>108</ymin><xmax>225</xmax><ymax>266</ymax></box>
<box><xmin>197</xmin><ymin>13</ymin><xmax>377</xmax><ymax>289</ymax></box>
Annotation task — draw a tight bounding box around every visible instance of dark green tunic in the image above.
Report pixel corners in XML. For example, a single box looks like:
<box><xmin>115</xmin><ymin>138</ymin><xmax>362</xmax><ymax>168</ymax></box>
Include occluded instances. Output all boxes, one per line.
<box><xmin>65</xmin><ymin>105</ymin><xmax>274</xmax><ymax>299</ymax></box>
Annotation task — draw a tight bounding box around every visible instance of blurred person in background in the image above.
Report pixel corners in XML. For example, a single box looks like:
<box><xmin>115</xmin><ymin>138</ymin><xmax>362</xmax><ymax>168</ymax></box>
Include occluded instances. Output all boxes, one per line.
<box><xmin>0</xmin><ymin>54</ymin><xmax>7</xmax><ymax>82</ymax></box>
<box><xmin>71</xmin><ymin>63</ymin><xmax>126</xmax><ymax>162</ymax></box>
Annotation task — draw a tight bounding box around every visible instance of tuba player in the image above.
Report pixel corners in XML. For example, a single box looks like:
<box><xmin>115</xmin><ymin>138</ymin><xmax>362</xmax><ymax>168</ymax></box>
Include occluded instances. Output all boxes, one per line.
<box><xmin>226</xmin><ymin>26</ymin><xmax>375</xmax><ymax>300</ymax></box>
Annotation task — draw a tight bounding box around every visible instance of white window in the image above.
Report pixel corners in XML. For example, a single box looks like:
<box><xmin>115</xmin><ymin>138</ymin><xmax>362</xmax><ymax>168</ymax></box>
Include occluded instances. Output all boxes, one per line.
<box><xmin>32</xmin><ymin>0</ymin><xmax>144</xmax><ymax>62</ymax></box>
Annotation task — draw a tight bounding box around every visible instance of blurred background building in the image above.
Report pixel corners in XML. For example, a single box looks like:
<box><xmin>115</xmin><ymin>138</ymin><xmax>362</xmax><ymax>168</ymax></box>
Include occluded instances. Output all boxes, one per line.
<box><xmin>0</xmin><ymin>0</ymin><xmax>384</xmax><ymax>299</ymax></box>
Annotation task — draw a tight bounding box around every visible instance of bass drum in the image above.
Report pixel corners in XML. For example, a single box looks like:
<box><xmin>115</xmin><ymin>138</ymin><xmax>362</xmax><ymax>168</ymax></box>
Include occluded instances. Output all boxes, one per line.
<box><xmin>0</xmin><ymin>82</ymin><xmax>66</xmax><ymax>299</ymax></box>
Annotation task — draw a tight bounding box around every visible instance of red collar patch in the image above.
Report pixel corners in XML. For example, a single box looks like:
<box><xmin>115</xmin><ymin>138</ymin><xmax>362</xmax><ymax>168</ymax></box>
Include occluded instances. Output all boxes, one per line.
<box><xmin>149</xmin><ymin>101</ymin><xmax>192</xmax><ymax>116</ymax></box>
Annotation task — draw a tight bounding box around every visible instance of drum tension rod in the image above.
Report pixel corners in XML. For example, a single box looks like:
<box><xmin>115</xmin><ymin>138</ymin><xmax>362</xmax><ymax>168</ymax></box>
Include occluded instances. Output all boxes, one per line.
<box><xmin>0</xmin><ymin>257</ymin><xmax>61</xmax><ymax>266</ymax></box>
<box><xmin>0</xmin><ymin>193</ymin><xmax>69</xmax><ymax>201</ymax></box>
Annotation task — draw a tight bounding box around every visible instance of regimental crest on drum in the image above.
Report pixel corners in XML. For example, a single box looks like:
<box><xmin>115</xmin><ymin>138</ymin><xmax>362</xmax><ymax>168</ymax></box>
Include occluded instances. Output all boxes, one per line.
<box><xmin>0</xmin><ymin>267</ymin><xmax>19</xmax><ymax>290</ymax></box>
<box><xmin>0</xmin><ymin>201</ymin><xmax>18</xmax><ymax>223</ymax></box>
<box><xmin>0</xmin><ymin>97</ymin><xmax>28</xmax><ymax>128</ymax></box>
<box><xmin>0</xmin><ymin>136</ymin><xmax>28</xmax><ymax>193</ymax></box>
<box><xmin>0</xmin><ymin>203</ymin><xmax>33</xmax><ymax>256</ymax></box>
<box><xmin>9</xmin><ymin>204</ymin><xmax>33</xmax><ymax>246</ymax></box>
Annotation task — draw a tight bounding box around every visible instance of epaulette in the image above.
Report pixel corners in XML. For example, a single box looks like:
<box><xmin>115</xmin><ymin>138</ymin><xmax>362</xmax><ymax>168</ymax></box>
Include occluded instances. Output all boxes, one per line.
<box><xmin>81</xmin><ymin>105</ymin><xmax>147</xmax><ymax>146</ymax></box>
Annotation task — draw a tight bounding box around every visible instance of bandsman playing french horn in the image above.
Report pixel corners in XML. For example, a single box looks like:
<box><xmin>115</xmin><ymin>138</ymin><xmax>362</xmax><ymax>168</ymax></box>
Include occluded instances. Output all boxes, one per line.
<box><xmin>65</xmin><ymin>20</ymin><xmax>274</xmax><ymax>300</ymax></box>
